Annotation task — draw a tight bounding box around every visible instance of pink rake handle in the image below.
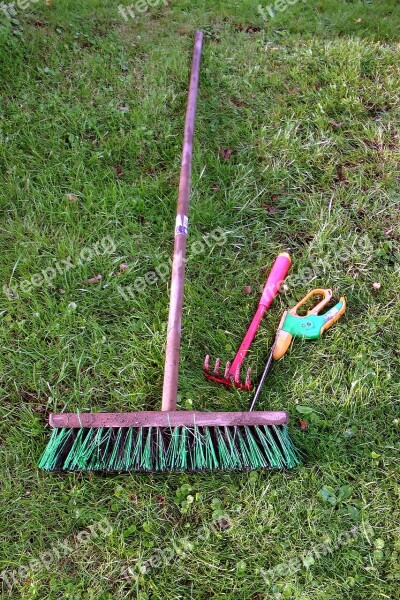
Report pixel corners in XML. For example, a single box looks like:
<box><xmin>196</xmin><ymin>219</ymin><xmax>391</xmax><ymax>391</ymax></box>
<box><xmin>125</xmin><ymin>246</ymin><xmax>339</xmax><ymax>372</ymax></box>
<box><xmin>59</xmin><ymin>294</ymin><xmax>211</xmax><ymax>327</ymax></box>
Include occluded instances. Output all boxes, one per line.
<box><xmin>227</xmin><ymin>252</ymin><xmax>291</xmax><ymax>380</ymax></box>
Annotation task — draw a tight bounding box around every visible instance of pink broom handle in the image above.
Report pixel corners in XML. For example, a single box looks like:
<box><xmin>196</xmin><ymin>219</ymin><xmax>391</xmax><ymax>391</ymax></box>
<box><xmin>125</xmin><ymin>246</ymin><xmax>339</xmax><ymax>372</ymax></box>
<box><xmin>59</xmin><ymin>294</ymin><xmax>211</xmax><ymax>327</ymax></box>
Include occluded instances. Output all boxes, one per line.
<box><xmin>228</xmin><ymin>253</ymin><xmax>291</xmax><ymax>376</ymax></box>
<box><xmin>161</xmin><ymin>32</ymin><xmax>203</xmax><ymax>412</ymax></box>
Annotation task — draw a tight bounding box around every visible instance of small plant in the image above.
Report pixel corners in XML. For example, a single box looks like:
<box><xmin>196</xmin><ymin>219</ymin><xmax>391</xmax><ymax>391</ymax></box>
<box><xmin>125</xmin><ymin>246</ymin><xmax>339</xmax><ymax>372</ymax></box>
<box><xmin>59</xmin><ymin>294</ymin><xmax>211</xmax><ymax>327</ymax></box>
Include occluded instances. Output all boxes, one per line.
<box><xmin>175</xmin><ymin>484</ymin><xmax>202</xmax><ymax>514</ymax></box>
<box><xmin>320</xmin><ymin>484</ymin><xmax>362</xmax><ymax>521</ymax></box>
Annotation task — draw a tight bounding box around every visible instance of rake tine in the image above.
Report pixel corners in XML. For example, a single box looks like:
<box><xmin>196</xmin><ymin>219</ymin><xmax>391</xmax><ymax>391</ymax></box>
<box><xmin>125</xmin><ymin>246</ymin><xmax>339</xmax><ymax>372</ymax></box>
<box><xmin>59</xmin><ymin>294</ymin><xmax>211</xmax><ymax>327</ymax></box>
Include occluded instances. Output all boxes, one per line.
<box><xmin>234</xmin><ymin>364</ymin><xmax>241</xmax><ymax>385</ymax></box>
<box><xmin>245</xmin><ymin>367</ymin><xmax>252</xmax><ymax>389</ymax></box>
<box><xmin>224</xmin><ymin>361</ymin><xmax>231</xmax><ymax>378</ymax></box>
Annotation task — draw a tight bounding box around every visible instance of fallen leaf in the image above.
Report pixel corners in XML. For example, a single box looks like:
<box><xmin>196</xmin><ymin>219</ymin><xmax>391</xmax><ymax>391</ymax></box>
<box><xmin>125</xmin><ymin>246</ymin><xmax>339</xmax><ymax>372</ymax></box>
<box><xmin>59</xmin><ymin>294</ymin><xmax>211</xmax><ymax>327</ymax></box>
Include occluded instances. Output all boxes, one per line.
<box><xmin>83</xmin><ymin>274</ymin><xmax>102</xmax><ymax>284</ymax></box>
<box><xmin>245</xmin><ymin>26</ymin><xmax>261</xmax><ymax>33</ymax></box>
<box><xmin>34</xmin><ymin>20</ymin><xmax>45</xmax><ymax>27</ymax></box>
<box><xmin>300</xmin><ymin>419</ymin><xmax>309</xmax><ymax>430</ymax></box>
<box><xmin>66</xmin><ymin>193</ymin><xmax>79</xmax><ymax>203</ymax></box>
<box><xmin>220</xmin><ymin>148</ymin><xmax>233</xmax><ymax>160</ymax></box>
<box><xmin>156</xmin><ymin>495</ymin><xmax>166</xmax><ymax>504</ymax></box>
<box><xmin>212</xmin><ymin>182</ymin><xmax>219</xmax><ymax>192</ymax></box>
<box><xmin>355</xmin><ymin>18</ymin><xmax>362</xmax><ymax>23</ymax></box>
<box><xmin>112</xmin><ymin>165</ymin><xmax>123</xmax><ymax>178</ymax></box>
<box><xmin>129</xmin><ymin>493</ymin><xmax>138</xmax><ymax>503</ymax></box>
<box><xmin>372</xmin><ymin>282</ymin><xmax>381</xmax><ymax>290</ymax></box>
<box><xmin>243</xmin><ymin>286</ymin><xmax>252</xmax><ymax>295</ymax></box>
<box><xmin>45</xmin><ymin>0</ymin><xmax>52</xmax><ymax>5</ymax></box>
<box><xmin>214</xmin><ymin>517</ymin><xmax>231</xmax><ymax>531</ymax></box>
<box><xmin>261</xmin><ymin>204</ymin><xmax>277</xmax><ymax>213</ymax></box>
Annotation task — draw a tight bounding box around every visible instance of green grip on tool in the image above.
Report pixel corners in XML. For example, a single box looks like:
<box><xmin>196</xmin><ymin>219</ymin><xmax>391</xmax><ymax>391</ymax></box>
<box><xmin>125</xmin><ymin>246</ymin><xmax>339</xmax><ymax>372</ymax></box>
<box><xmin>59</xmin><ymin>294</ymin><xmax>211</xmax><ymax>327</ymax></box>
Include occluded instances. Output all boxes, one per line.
<box><xmin>281</xmin><ymin>300</ymin><xmax>345</xmax><ymax>339</ymax></box>
<box><xmin>273</xmin><ymin>292</ymin><xmax>347</xmax><ymax>360</ymax></box>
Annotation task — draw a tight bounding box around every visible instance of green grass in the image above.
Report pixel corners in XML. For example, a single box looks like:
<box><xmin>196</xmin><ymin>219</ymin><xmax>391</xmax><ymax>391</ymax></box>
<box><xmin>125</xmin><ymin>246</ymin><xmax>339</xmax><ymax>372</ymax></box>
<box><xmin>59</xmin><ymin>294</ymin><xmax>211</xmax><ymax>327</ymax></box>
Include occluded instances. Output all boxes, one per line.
<box><xmin>1</xmin><ymin>0</ymin><xmax>400</xmax><ymax>597</ymax></box>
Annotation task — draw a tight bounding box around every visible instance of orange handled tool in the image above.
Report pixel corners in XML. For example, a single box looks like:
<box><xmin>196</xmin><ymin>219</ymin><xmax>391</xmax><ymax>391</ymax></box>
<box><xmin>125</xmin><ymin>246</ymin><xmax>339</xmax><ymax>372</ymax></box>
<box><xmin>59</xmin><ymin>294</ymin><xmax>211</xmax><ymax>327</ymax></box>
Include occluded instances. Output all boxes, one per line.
<box><xmin>249</xmin><ymin>289</ymin><xmax>346</xmax><ymax>410</ymax></box>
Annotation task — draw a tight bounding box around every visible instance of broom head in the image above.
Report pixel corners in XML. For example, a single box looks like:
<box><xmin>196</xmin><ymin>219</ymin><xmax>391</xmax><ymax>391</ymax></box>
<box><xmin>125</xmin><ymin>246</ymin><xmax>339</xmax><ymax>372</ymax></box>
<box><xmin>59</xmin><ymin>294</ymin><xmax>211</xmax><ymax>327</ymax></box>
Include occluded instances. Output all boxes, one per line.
<box><xmin>39</xmin><ymin>411</ymin><xmax>301</xmax><ymax>472</ymax></box>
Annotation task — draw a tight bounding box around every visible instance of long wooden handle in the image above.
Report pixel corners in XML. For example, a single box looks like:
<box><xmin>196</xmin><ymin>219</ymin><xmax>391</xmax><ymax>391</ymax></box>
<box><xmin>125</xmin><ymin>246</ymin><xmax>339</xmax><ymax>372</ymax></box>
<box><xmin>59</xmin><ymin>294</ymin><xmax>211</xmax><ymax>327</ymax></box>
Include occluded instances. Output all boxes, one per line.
<box><xmin>161</xmin><ymin>31</ymin><xmax>203</xmax><ymax>411</ymax></box>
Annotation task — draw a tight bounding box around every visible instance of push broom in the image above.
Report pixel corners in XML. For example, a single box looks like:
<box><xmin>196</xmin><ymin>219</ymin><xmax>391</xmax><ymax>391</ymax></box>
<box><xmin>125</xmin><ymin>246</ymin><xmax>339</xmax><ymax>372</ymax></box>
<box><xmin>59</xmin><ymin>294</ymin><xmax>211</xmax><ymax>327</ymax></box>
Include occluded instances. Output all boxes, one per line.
<box><xmin>39</xmin><ymin>32</ymin><xmax>301</xmax><ymax>472</ymax></box>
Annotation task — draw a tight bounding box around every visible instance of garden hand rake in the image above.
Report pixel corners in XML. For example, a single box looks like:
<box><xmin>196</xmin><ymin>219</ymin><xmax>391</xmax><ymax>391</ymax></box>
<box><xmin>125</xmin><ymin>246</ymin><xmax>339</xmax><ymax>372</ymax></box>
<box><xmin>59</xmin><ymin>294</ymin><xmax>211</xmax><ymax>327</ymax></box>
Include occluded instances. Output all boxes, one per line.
<box><xmin>39</xmin><ymin>32</ymin><xmax>301</xmax><ymax>473</ymax></box>
<box><xmin>204</xmin><ymin>252</ymin><xmax>291</xmax><ymax>390</ymax></box>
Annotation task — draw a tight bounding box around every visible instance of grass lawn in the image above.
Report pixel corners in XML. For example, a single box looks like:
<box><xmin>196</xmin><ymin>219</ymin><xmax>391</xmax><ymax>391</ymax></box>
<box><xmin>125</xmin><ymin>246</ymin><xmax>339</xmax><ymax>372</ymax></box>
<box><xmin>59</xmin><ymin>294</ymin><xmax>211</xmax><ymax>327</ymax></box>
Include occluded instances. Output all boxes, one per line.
<box><xmin>1</xmin><ymin>0</ymin><xmax>400</xmax><ymax>597</ymax></box>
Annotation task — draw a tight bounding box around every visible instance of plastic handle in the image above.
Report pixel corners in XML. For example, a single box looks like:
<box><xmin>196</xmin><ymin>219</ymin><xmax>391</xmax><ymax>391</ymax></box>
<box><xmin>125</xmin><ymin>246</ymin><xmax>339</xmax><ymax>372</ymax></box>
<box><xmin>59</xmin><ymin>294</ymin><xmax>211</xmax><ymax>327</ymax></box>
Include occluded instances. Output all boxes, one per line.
<box><xmin>290</xmin><ymin>288</ymin><xmax>332</xmax><ymax>316</ymax></box>
<box><xmin>259</xmin><ymin>252</ymin><xmax>291</xmax><ymax>308</ymax></box>
<box><xmin>273</xmin><ymin>292</ymin><xmax>347</xmax><ymax>360</ymax></box>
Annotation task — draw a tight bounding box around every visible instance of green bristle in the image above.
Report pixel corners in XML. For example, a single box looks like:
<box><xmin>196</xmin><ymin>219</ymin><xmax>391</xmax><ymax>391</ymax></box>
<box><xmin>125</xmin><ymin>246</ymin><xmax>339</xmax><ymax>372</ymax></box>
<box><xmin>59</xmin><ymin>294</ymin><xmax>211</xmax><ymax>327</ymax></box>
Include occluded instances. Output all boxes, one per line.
<box><xmin>165</xmin><ymin>426</ymin><xmax>180</xmax><ymax>468</ymax></box>
<box><xmin>98</xmin><ymin>428</ymin><xmax>113</xmax><ymax>470</ymax></box>
<box><xmin>141</xmin><ymin>427</ymin><xmax>153</xmax><ymax>470</ymax></box>
<box><xmin>275</xmin><ymin>425</ymin><xmax>301</xmax><ymax>467</ymax></box>
<box><xmin>108</xmin><ymin>428</ymin><xmax>123</xmax><ymax>470</ymax></box>
<box><xmin>86</xmin><ymin>428</ymin><xmax>105</xmax><ymax>470</ymax></box>
<box><xmin>39</xmin><ymin>423</ymin><xmax>301</xmax><ymax>472</ymax></box>
<box><xmin>244</xmin><ymin>426</ymin><xmax>268</xmax><ymax>469</ymax></box>
<box><xmin>224</xmin><ymin>427</ymin><xmax>243</xmax><ymax>469</ymax></box>
<box><xmin>235</xmin><ymin>427</ymin><xmax>252</xmax><ymax>469</ymax></box>
<box><xmin>39</xmin><ymin>427</ymin><xmax>72</xmax><ymax>471</ymax></box>
<box><xmin>255</xmin><ymin>425</ymin><xmax>281</xmax><ymax>469</ymax></box>
<box><xmin>63</xmin><ymin>428</ymin><xmax>86</xmax><ymax>470</ymax></box>
<box><xmin>131</xmin><ymin>427</ymin><xmax>143</xmax><ymax>470</ymax></box>
<box><xmin>156</xmin><ymin>427</ymin><xmax>167</xmax><ymax>471</ymax></box>
<box><xmin>116</xmin><ymin>428</ymin><xmax>133</xmax><ymax>471</ymax></box>
<box><xmin>204</xmin><ymin>427</ymin><xmax>219</xmax><ymax>470</ymax></box>
<box><xmin>215</xmin><ymin>427</ymin><xmax>234</xmax><ymax>469</ymax></box>
<box><xmin>190</xmin><ymin>426</ymin><xmax>206</xmax><ymax>470</ymax></box>
<box><xmin>180</xmin><ymin>427</ymin><xmax>190</xmax><ymax>470</ymax></box>
<box><xmin>73</xmin><ymin>430</ymin><xmax>96</xmax><ymax>470</ymax></box>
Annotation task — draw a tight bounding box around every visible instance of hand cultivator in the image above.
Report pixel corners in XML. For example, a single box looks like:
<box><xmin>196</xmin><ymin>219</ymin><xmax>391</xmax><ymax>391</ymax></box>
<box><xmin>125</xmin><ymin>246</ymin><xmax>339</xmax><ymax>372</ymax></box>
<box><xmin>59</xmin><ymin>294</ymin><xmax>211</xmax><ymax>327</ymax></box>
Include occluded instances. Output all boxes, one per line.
<box><xmin>204</xmin><ymin>252</ymin><xmax>291</xmax><ymax>390</ymax></box>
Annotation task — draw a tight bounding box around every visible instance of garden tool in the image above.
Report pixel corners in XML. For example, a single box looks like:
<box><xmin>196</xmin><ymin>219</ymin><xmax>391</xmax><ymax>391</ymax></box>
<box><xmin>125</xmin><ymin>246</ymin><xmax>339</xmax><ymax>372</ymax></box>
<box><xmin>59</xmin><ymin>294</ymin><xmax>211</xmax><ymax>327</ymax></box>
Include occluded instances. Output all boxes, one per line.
<box><xmin>249</xmin><ymin>288</ymin><xmax>347</xmax><ymax>411</ymax></box>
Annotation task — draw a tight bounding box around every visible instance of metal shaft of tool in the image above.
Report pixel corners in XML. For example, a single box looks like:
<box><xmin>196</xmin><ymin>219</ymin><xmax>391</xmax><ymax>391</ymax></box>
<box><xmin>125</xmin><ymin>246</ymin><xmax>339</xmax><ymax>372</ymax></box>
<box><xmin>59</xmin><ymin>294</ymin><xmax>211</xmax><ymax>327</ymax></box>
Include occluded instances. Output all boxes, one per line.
<box><xmin>161</xmin><ymin>31</ymin><xmax>203</xmax><ymax>412</ymax></box>
<box><xmin>249</xmin><ymin>344</ymin><xmax>276</xmax><ymax>411</ymax></box>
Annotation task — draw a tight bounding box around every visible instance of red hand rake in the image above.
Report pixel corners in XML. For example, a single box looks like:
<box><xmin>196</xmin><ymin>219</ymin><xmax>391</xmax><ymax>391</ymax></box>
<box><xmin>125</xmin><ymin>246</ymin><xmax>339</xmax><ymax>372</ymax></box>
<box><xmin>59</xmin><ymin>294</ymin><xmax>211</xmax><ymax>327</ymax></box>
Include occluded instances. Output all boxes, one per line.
<box><xmin>204</xmin><ymin>252</ymin><xmax>291</xmax><ymax>390</ymax></box>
